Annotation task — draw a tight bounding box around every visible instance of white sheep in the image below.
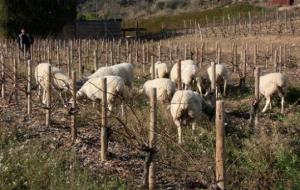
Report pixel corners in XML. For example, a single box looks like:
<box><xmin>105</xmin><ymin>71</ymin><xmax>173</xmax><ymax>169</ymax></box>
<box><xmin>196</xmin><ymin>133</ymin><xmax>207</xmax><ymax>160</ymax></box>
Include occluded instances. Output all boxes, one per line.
<box><xmin>75</xmin><ymin>75</ymin><xmax>126</xmax><ymax>114</ymax></box>
<box><xmin>85</xmin><ymin>63</ymin><xmax>133</xmax><ymax>88</ymax></box>
<box><xmin>259</xmin><ymin>72</ymin><xmax>287</xmax><ymax>113</ymax></box>
<box><xmin>35</xmin><ymin>62</ymin><xmax>71</xmax><ymax>105</ymax></box>
<box><xmin>196</xmin><ymin>62</ymin><xmax>229</xmax><ymax>96</ymax></box>
<box><xmin>140</xmin><ymin>78</ymin><xmax>176</xmax><ymax>102</ymax></box>
<box><xmin>170</xmin><ymin>90</ymin><xmax>214</xmax><ymax>144</ymax></box>
<box><xmin>170</xmin><ymin>59</ymin><xmax>198</xmax><ymax>90</ymax></box>
<box><xmin>149</xmin><ymin>61</ymin><xmax>170</xmax><ymax>78</ymax></box>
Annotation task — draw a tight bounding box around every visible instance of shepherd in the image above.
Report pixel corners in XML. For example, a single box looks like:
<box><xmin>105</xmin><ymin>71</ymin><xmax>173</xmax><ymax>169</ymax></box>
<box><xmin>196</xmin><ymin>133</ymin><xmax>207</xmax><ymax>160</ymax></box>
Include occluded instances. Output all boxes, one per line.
<box><xmin>17</xmin><ymin>28</ymin><xmax>34</xmax><ymax>59</ymax></box>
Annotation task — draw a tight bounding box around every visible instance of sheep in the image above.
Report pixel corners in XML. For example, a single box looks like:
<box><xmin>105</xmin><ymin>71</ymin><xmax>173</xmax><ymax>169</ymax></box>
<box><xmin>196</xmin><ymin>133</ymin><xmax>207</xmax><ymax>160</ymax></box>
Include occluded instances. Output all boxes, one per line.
<box><xmin>170</xmin><ymin>59</ymin><xmax>198</xmax><ymax>90</ymax></box>
<box><xmin>75</xmin><ymin>75</ymin><xmax>127</xmax><ymax>115</ymax></box>
<box><xmin>170</xmin><ymin>90</ymin><xmax>214</xmax><ymax>144</ymax></box>
<box><xmin>140</xmin><ymin>78</ymin><xmax>176</xmax><ymax>102</ymax></box>
<box><xmin>259</xmin><ymin>72</ymin><xmax>287</xmax><ymax>113</ymax></box>
<box><xmin>80</xmin><ymin>63</ymin><xmax>133</xmax><ymax>89</ymax></box>
<box><xmin>35</xmin><ymin>62</ymin><xmax>71</xmax><ymax>105</ymax></box>
<box><xmin>196</xmin><ymin>62</ymin><xmax>229</xmax><ymax>96</ymax></box>
<box><xmin>278</xmin><ymin>6</ymin><xmax>297</xmax><ymax>12</ymax></box>
<box><xmin>149</xmin><ymin>61</ymin><xmax>170</xmax><ymax>78</ymax></box>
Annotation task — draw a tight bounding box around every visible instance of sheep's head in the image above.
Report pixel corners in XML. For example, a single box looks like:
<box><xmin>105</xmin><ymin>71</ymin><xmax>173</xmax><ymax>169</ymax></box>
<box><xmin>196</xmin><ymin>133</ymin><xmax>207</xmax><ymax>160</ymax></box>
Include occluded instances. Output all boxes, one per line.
<box><xmin>202</xmin><ymin>92</ymin><xmax>215</xmax><ymax>121</ymax></box>
<box><xmin>195</xmin><ymin>75</ymin><xmax>210</xmax><ymax>95</ymax></box>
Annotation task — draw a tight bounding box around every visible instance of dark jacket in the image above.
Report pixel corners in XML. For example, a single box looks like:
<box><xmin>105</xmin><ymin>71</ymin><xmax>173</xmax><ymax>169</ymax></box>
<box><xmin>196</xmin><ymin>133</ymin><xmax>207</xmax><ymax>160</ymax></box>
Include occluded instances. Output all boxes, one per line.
<box><xmin>17</xmin><ymin>33</ymin><xmax>34</xmax><ymax>50</ymax></box>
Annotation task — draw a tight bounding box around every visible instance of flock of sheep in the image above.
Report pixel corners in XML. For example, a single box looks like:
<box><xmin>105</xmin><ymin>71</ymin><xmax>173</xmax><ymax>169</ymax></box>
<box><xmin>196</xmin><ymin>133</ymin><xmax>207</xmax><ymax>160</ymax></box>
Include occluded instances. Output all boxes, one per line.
<box><xmin>34</xmin><ymin>59</ymin><xmax>288</xmax><ymax>144</ymax></box>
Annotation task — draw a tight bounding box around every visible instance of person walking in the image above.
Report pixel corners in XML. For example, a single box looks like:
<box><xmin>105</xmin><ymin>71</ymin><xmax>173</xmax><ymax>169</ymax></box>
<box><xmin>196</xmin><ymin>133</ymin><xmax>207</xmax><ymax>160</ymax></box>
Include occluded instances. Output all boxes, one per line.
<box><xmin>17</xmin><ymin>28</ymin><xmax>34</xmax><ymax>59</ymax></box>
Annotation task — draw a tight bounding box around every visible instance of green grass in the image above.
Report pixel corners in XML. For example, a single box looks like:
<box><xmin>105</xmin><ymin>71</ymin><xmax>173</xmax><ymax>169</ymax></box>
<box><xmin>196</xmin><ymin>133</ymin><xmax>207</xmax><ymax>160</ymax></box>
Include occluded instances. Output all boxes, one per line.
<box><xmin>0</xmin><ymin>127</ymin><xmax>125</xmax><ymax>190</ymax></box>
<box><xmin>124</xmin><ymin>2</ymin><xmax>268</xmax><ymax>33</ymax></box>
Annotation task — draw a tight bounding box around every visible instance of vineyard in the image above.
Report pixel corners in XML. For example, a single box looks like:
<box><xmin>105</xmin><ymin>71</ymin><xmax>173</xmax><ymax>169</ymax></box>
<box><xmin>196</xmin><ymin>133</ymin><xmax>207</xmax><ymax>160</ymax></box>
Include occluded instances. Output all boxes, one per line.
<box><xmin>1</xmin><ymin>8</ymin><xmax>300</xmax><ymax>190</ymax></box>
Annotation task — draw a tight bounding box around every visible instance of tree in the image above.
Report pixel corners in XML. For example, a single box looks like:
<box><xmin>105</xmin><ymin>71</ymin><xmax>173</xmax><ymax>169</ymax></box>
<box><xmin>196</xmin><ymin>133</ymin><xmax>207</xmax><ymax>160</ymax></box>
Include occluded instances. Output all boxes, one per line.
<box><xmin>0</xmin><ymin>0</ymin><xmax>77</xmax><ymax>37</ymax></box>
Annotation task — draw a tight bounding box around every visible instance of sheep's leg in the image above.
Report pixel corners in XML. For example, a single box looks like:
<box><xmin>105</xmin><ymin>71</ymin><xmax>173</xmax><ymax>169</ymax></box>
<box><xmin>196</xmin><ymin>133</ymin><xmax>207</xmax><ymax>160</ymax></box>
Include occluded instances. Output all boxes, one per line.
<box><xmin>215</xmin><ymin>86</ymin><xmax>220</xmax><ymax>98</ymax></box>
<box><xmin>121</xmin><ymin>103</ymin><xmax>125</xmax><ymax>118</ymax></box>
<box><xmin>281</xmin><ymin>97</ymin><xmax>285</xmax><ymax>114</ymax></box>
<box><xmin>192</xmin><ymin>122</ymin><xmax>197</xmax><ymax>141</ymax></box>
<box><xmin>38</xmin><ymin>85</ymin><xmax>42</xmax><ymax>101</ymax></box>
<box><xmin>58</xmin><ymin>92</ymin><xmax>65</xmax><ymax>106</ymax></box>
<box><xmin>42</xmin><ymin>88</ymin><xmax>47</xmax><ymax>105</ymax></box>
<box><xmin>185</xmin><ymin>84</ymin><xmax>189</xmax><ymax>90</ymax></box>
<box><xmin>197</xmin><ymin>83</ymin><xmax>203</xmax><ymax>95</ymax></box>
<box><xmin>223</xmin><ymin>79</ymin><xmax>227</xmax><ymax>96</ymax></box>
<box><xmin>278</xmin><ymin>91</ymin><xmax>285</xmax><ymax>114</ymax></box>
<box><xmin>262</xmin><ymin>96</ymin><xmax>271</xmax><ymax>113</ymax></box>
<box><xmin>175</xmin><ymin>120</ymin><xmax>183</xmax><ymax>144</ymax></box>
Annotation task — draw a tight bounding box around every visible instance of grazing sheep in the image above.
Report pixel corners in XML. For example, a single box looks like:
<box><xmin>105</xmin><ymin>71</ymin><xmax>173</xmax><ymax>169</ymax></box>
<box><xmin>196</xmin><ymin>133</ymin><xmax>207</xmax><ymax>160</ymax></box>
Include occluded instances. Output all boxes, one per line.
<box><xmin>170</xmin><ymin>90</ymin><xmax>214</xmax><ymax>144</ymax></box>
<box><xmin>75</xmin><ymin>76</ymin><xmax>126</xmax><ymax>114</ymax></box>
<box><xmin>140</xmin><ymin>78</ymin><xmax>176</xmax><ymax>102</ymax></box>
<box><xmin>35</xmin><ymin>62</ymin><xmax>71</xmax><ymax>105</ymax></box>
<box><xmin>259</xmin><ymin>72</ymin><xmax>287</xmax><ymax>113</ymax></box>
<box><xmin>170</xmin><ymin>60</ymin><xmax>198</xmax><ymax>90</ymax></box>
<box><xmin>78</xmin><ymin>63</ymin><xmax>134</xmax><ymax>89</ymax></box>
<box><xmin>149</xmin><ymin>61</ymin><xmax>170</xmax><ymax>78</ymax></box>
<box><xmin>196</xmin><ymin>62</ymin><xmax>229</xmax><ymax>96</ymax></box>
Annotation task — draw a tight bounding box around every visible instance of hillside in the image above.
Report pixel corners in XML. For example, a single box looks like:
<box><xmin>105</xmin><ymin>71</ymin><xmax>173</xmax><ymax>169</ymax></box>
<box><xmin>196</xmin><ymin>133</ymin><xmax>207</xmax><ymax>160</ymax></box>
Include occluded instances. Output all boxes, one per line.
<box><xmin>77</xmin><ymin>0</ymin><xmax>263</xmax><ymax>20</ymax></box>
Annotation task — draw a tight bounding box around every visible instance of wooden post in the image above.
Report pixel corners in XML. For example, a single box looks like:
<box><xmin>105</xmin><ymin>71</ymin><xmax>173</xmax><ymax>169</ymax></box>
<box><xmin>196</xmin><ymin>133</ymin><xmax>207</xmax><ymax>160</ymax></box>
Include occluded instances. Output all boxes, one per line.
<box><xmin>151</xmin><ymin>56</ymin><xmax>155</xmax><ymax>79</ymax></box>
<box><xmin>71</xmin><ymin>71</ymin><xmax>77</xmax><ymax>143</ymax></box>
<box><xmin>216</xmin><ymin>100</ymin><xmax>226</xmax><ymax>190</ymax></box>
<box><xmin>101</xmin><ymin>78</ymin><xmax>108</xmax><ymax>161</ymax></box>
<box><xmin>148</xmin><ymin>88</ymin><xmax>157</xmax><ymax>190</ymax></box>
<box><xmin>279</xmin><ymin>45</ymin><xmax>282</xmax><ymax>72</ymax></box>
<box><xmin>233</xmin><ymin>43</ymin><xmax>238</xmax><ymax>73</ymax></box>
<box><xmin>47</xmin><ymin>45</ymin><xmax>51</xmax><ymax>63</ymax></box>
<box><xmin>128</xmin><ymin>53</ymin><xmax>132</xmax><ymax>63</ymax></box>
<box><xmin>56</xmin><ymin>43</ymin><xmax>60</xmax><ymax>68</ymax></box>
<box><xmin>211</xmin><ymin>62</ymin><xmax>216</xmax><ymax>95</ymax></box>
<box><xmin>254</xmin><ymin>67</ymin><xmax>260</xmax><ymax>126</ymax></box>
<box><xmin>195</xmin><ymin>47</ymin><xmax>198</xmax><ymax>65</ymax></box>
<box><xmin>141</xmin><ymin>43</ymin><xmax>145</xmax><ymax>73</ymax></box>
<box><xmin>1</xmin><ymin>55</ymin><xmax>5</xmax><ymax>99</ymax></box>
<box><xmin>110</xmin><ymin>50</ymin><xmax>113</xmax><ymax>66</ymax></box>
<box><xmin>283</xmin><ymin>44</ymin><xmax>286</xmax><ymax>72</ymax></box>
<box><xmin>217</xmin><ymin>43</ymin><xmax>221</xmax><ymax>64</ymax></box>
<box><xmin>69</xmin><ymin>40</ymin><xmax>73</xmax><ymax>67</ymax></box>
<box><xmin>126</xmin><ymin>40</ymin><xmax>129</xmax><ymax>59</ymax></box>
<box><xmin>177</xmin><ymin>60</ymin><xmax>182</xmax><ymax>90</ymax></box>
<box><xmin>67</xmin><ymin>47</ymin><xmax>71</xmax><ymax>78</ymax></box>
<box><xmin>248</xmin><ymin>11</ymin><xmax>252</xmax><ymax>33</ymax></box>
<box><xmin>253</xmin><ymin>44</ymin><xmax>257</xmax><ymax>66</ymax></box>
<box><xmin>169</xmin><ymin>46</ymin><xmax>172</xmax><ymax>66</ymax></box>
<box><xmin>94</xmin><ymin>50</ymin><xmax>98</xmax><ymax>71</ymax></box>
<box><xmin>273</xmin><ymin>49</ymin><xmax>278</xmax><ymax>72</ymax></box>
<box><xmin>46</xmin><ymin>65</ymin><xmax>51</xmax><ymax>127</ymax></box>
<box><xmin>158</xmin><ymin>44</ymin><xmax>161</xmax><ymax>61</ymax></box>
<box><xmin>88</xmin><ymin>40</ymin><xmax>91</xmax><ymax>66</ymax></box>
<box><xmin>200</xmin><ymin>43</ymin><xmax>204</xmax><ymax>68</ymax></box>
<box><xmin>184</xmin><ymin>44</ymin><xmax>187</xmax><ymax>60</ymax></box>
<box><xmin>13</xmin><ymin>58</ymin><xmax>18</xmax><ymax>104</ymax></box>
<box><xmin>242</xmin><ymin>44</ymin><xmax>247</xmax><ymax>84</ymax></box>
<box><xmin>27</xmin><ymin>60</ymin><xmax>32</xmax><ymax>116</ymax></box>
<box><xmin>117</xmin><ymin>43</ymin><xmax>120</xmax><ymax>63</ymax></box>
<box><xmin>78</xmin><ymin>47</ymin><xmax>82</xmax><ymax>79</ymax></box>
<box><xmin>215</xmin><ymin>41</ymin><xmax>219</xmax><ymax>63</ymax></box>
<box><xmin>255</xmin><ymin>68</ymin><xmax>260</xmax><ymax>101</ymax></box>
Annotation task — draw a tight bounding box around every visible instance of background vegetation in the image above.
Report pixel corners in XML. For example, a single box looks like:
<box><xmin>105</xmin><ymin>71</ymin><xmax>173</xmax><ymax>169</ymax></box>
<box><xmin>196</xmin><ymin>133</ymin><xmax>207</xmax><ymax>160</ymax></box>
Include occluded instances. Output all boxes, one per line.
<box><xmin>0</xmin><ymin>0</ymin><xmax>77</xmax><ymax>37</ymax></box>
